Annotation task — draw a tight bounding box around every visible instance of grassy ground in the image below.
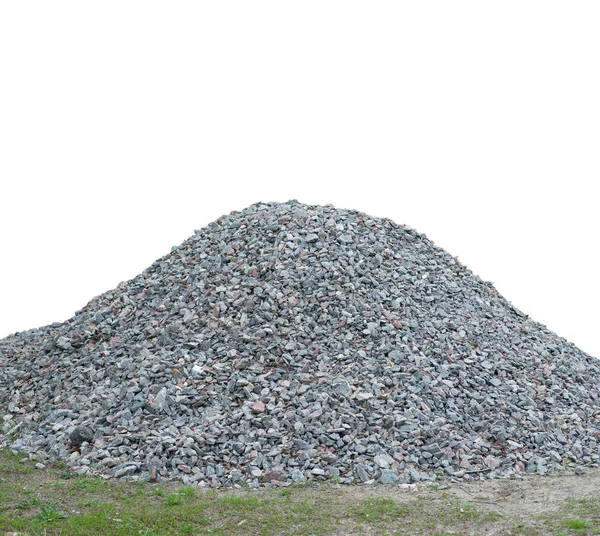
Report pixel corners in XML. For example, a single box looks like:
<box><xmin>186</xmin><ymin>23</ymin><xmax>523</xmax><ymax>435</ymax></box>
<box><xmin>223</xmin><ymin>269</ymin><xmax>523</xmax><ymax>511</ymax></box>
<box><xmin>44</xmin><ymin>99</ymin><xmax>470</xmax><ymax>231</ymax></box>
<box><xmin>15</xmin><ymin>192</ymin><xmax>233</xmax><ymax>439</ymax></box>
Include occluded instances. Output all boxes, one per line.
<box><xmin>1</xmin><ymin>449</ymin><xmax>600</xmax><ymax>535</ymax></box>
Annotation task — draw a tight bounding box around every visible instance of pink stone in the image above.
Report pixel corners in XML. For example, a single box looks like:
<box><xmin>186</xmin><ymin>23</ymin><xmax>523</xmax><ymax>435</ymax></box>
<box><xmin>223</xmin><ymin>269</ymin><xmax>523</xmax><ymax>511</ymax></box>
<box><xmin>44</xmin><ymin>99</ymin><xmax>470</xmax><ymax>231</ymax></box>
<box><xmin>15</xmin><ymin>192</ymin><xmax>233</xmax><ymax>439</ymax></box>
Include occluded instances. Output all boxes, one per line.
<box><xmin>515</xmin><ymin>461</ymin><xmax>525</xmax><ymax>473</ymax></box>
<box><xmin>484</xmin><ymin>455</ymin><xmax>500</xmax><ymax>469</ymax></box>
<box><xmin>261</xmin><ymin>470</ymin><xmax>285</xmax><ymax>483</ymax></box>
<box><xmin>393</xmin><ymin>452</ymin><xmax>405</xmax><ymax>462</ymax></box>
<box><xmin>252</xmin><ymin>401</ymin><xmax>266</xmax><ymax>414</ymax></box>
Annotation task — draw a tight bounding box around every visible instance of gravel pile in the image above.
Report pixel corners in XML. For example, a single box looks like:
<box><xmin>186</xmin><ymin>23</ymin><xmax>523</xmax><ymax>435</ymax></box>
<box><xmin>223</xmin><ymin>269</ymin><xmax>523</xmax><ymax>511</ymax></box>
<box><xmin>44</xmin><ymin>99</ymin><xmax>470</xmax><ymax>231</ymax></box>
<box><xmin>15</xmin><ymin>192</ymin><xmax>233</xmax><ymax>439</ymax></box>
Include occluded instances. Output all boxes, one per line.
<box><xmin>2</xmin><ymin>200</ymin><xmax>599</xmax><ymax>488</ymax></box>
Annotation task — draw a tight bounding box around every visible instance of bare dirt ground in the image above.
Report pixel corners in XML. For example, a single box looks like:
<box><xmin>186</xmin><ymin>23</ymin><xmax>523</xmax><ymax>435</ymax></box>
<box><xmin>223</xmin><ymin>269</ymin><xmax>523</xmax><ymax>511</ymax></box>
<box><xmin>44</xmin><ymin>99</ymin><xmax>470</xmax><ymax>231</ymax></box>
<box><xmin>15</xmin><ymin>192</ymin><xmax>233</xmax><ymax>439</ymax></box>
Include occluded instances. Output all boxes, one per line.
<box><xmin>2</xmin><ymin>446</ymin><xmax>600</xmax><ymax>535</ymax></box>
<box><xmin>322</xmin><ymin>467</ymin><xmax>600</xmax><ymax>535</ymax></box>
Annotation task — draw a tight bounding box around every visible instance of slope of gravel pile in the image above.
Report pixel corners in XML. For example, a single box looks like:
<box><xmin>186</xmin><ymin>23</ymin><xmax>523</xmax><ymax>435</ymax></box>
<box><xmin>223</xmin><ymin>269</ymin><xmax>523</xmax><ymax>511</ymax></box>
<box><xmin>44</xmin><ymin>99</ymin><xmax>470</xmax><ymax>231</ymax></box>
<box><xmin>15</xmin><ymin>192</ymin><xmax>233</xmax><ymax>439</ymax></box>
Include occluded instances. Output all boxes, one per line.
<box><xmin>2</xmin><ymin>200</ymin><xmax>599</xmax><ymax>488</ymax></box>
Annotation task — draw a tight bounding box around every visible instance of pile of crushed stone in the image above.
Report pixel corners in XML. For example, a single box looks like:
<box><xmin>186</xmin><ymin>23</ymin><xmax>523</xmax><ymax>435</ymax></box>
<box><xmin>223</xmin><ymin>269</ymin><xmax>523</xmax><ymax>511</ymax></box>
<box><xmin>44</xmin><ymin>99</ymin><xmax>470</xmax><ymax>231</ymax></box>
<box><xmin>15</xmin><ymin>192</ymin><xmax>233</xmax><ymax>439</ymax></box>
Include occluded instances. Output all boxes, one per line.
<box><xmin>2</xmin><ymin>200</ymin><xmax>599</xmax><ymax>488</ymax></box>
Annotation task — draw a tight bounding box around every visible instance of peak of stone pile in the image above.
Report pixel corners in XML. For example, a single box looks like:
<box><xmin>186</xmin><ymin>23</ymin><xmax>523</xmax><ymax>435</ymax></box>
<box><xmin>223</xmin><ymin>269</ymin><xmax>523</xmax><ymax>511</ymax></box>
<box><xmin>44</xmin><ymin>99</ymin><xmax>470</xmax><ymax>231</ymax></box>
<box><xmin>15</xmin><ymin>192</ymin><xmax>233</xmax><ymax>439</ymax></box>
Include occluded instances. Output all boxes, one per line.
<box><xmin>1</xmin><ymin>200</ymin><xmax>599</xmax><ymax>487</ymax></box>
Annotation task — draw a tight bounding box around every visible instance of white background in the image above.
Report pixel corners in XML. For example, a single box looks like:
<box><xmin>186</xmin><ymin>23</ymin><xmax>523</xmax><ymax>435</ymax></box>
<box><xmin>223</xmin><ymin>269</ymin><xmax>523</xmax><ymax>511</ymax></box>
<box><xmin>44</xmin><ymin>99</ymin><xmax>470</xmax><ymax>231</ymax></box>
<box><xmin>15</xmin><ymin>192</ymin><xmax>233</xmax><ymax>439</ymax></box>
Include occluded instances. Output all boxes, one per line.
<box><xmin>1</xmin><ymin>2</ymin><xmax>598</xmax><ymax>357</ymax></box>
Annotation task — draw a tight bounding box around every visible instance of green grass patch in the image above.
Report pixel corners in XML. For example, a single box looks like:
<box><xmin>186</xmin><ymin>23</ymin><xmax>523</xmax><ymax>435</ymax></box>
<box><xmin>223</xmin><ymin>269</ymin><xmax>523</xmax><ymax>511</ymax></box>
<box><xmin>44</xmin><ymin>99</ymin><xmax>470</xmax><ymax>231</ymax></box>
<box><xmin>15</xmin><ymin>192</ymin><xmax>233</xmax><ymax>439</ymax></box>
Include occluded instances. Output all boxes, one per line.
<box><xmin>562</xmin><ymin>518</ymin><xmax>592</xmax><ymax>533</ymax></box>
<box><xmin>352</xmin><ymin>496</ymin><xmax>409</xmax><ymax>523</ymax></box>
<box><xmin>179</xmin><ymin>486</ymin><xmax>196</xmax><ymax>497</ymax></box>
<box><xmin>74</xmin><ymin>475</ymin><xmax>108</xmax><ymax>493</ymax></box>
<box><xmin>37</xmin><ymin>503</ymin><xmax>67</xmax><ymax>523</ymax></box>
<box><xmin>166</xmin><ymin>494</ymin><xmax>183</xmax><ymax>506</ymax></box>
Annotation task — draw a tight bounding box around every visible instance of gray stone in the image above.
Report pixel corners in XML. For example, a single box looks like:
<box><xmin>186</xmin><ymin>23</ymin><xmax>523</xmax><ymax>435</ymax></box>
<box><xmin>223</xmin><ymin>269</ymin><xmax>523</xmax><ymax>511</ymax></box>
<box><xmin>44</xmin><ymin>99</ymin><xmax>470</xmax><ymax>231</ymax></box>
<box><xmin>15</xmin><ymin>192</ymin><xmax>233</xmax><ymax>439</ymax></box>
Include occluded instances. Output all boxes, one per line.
<box><xmin>69</xmin><ymin>426</ymin><xmax>94</xmax><ymax>446</ymax></box>
<box><xmin>373</xmin><ymin>454</ymin><xmax>394</xmax><ymax>469</ymax></box>
<box><xmin>291</xmin><ymin>469</ymin><xmax>307</xmax><ymax>483</ymax></box>
<box><xmin>55</xmin><ymin>336</ymin><xmax>72</xmax><ymax>350</ymax></box>
<box><xmin>113</xmin><ymin>463</ymin><xmax>139</xmax><ymax>478</ymax></box>
<box><xmin>380</xmin><ymin>469</ymin><xmax>398</xmax><ymax>484</ymax></box>
<box><xmin>422</xmin><ymin>443</ymin><xmax>442</xmax><ymax>456</ymax></box>
<box><xmin>355</xmin><ymin>464</ymin><xmax>371</xmax><ymax>482</ymax></box>
<box><xmin>332</xmin><ymin>380</ymin><xmax>352</xmax><ymax>398</ymax></box>
<box><xmin>327</xmin><ymin>467</ymin><xmax>340</xmax><ymax>479</ymax></box>
<box><xmin>148</xmin><ymin>387</ymin><xmax>168</xmax><ymax>412</ymax></box>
